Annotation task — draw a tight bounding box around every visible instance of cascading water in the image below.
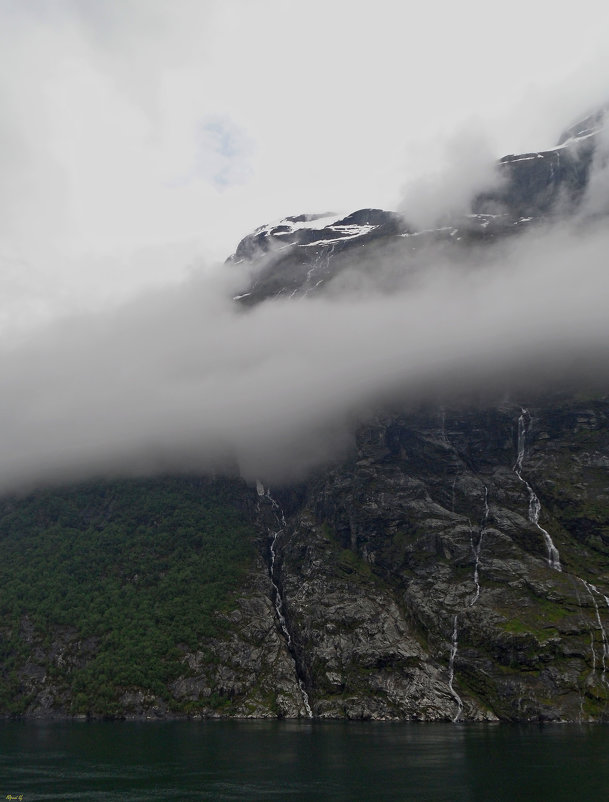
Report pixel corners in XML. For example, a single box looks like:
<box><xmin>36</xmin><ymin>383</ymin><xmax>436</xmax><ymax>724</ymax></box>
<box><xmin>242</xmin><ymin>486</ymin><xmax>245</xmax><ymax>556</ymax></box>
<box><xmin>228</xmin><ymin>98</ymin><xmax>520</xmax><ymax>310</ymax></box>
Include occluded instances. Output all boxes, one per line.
<box><xmin>581</xmin><ymin>579</ymin><xmax>609</xmax><ymax>688</ymax></box>
<box><xmin>513</xmin><ymin>409</ymin><xmax>562</xmax><ymax>571</ymax></box>
<box><xmin>447</xmin><ymin>614</ymin><xmax>464</xmax><ymax>722</ymax></box>
<box><xmin>510</xmin><ymin>412</ymin><xmax>609</xmax><ymax>685</ymax></box>
<box><xmin>438</xmin><ymin>407</ymin><xmax>466</xmax><ymax>719</ymax></box>
<box><xmin>436</xmin><ymin>408</ymin><xmax>608</xmax><ymax>717</ymax></box>
<box><xmin>470</xmin><ymin>486</ymin><xmax>489</xmax><ymax>606</ymax></box>
<box><xmin>257</xmin><ymin>481</ymin><xmax>313</xmax><ymax>718</ymax></box>
<box><xmin>447</xmin><ymin>485</ymin><xmax>489</xmax><ymax>720</ymax></box>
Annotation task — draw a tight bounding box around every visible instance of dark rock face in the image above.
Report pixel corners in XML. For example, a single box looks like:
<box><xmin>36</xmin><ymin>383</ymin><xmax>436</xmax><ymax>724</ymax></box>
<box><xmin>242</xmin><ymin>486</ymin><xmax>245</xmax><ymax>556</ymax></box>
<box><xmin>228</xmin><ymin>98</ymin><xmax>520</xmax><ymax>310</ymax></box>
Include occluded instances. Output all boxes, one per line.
<box><xmin>472</xmin><ymin>106</ymin><xmax>607</xmax><ymax>221</ymax></box>
<box><xmin>266</xmin><ymin>397</ymin><xmax>609</xmax><ymax>721</ymax></box>
<box><xmin>9</xmin><ymin>397</ymin><xmax>609</xmax><ymax>722</ymax></box>
<box><xmin>149</xmin><ymin>397</ymin><xmax>609</xmax><ymax>722</ymax></box>
<box><xmin>473</xmin><ymin>145</ymin><xmax>594</xmax><ymax>220</ymax></box>
<box><xmin>230</xmin><ymin>209</ymin><xmax>404</xmax><ymax>265</ymax></box>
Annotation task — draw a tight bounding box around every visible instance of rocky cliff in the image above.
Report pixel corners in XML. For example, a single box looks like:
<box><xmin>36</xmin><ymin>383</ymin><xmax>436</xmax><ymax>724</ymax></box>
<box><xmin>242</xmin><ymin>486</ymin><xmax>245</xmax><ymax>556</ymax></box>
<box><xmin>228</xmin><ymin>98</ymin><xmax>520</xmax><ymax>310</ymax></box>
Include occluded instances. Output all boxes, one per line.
<box><xmin>259</xmin><ymin>395</ymin><xmax>609</xmax><ymax>721</ymax></box>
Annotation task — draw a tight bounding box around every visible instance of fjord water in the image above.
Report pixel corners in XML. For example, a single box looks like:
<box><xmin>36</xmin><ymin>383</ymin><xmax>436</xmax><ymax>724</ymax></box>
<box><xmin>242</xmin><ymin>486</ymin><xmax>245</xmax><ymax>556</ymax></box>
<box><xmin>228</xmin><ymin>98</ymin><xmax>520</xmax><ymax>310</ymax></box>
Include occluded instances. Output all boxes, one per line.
<box><xmin>2</xmin><ymin>721</ymin><xmax>609</xmax><ymax>801</ymax></box>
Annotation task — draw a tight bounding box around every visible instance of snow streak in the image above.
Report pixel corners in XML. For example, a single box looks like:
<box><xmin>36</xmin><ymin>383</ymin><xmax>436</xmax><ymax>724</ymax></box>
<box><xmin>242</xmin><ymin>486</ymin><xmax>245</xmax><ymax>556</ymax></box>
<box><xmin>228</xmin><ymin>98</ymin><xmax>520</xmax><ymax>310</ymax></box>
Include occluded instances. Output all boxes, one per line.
<box><xmin>448</xmin><ymin>614</ymin><xmax>463</xmax><ymax>722</ymax></box>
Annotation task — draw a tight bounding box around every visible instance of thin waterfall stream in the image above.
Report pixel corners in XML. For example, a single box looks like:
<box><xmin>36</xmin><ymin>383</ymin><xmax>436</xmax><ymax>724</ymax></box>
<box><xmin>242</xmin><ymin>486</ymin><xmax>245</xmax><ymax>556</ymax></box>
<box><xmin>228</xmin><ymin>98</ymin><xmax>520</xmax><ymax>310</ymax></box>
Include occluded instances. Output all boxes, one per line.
<box><xmin>581</xmin><ymin>579</ymin><xmax>609</xmax><ymax>688</ymax></box>
<box><xmin>470</xmin><ymin>485</ymin><xmax>489</xmax><ymax>607</ymax></box>
<box><xmin>511</xmin><ymin>409</ymin><xmax>609</xmax><ymax>682</ymax></box>
<box><xmin>438</xmin><ymin>408</ymin><xmax>466</xmax><ymax>721</ymax></box>
<box><xmin>513</xmin><ymin>408</ymin><xmax>562</xmax><ymax>571</ymax></box>
<box><xmin>257</xmin><ymin>481</ymin><xmax>313</xmax><ymax>718</ymax></box>
<box><xmin>447</xmin><ymin>615</ymin><xmax>463</xmax><ymax>722</ymax></box>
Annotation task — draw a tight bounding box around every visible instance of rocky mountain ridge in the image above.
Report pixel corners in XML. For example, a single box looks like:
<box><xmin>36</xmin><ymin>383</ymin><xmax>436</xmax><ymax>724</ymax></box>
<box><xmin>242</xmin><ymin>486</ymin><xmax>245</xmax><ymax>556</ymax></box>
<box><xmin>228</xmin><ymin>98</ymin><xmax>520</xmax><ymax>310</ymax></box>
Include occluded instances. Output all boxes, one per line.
<box><xmin>229</xmin><ymin>108</ymin><xmax>604</xmax><ymax>305</ymax></box>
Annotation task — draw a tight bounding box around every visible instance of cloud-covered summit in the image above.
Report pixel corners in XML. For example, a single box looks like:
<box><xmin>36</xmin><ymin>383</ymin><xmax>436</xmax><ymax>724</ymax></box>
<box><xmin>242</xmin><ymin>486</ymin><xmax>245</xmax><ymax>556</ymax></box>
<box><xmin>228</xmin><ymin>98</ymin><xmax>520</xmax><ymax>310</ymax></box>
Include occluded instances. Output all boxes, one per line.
<box><xmin>1</xmin><ymin>2</ymin><xmax>609</xmax><ymax>492</ymax></box>
<box><xmin>0</xmin><ymin>198</ymin><xmax>608</xmax><ymax>493</ymax></box>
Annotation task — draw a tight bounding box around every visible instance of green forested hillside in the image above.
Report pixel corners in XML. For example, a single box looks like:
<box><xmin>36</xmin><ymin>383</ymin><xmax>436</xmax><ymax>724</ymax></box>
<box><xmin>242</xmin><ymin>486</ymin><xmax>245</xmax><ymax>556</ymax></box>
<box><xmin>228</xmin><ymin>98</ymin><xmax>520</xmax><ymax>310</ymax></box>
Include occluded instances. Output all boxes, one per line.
<box><xmin>0</xmin><ymin>476</ymin><xmax>255</xmax><ymax>716</ymax></box>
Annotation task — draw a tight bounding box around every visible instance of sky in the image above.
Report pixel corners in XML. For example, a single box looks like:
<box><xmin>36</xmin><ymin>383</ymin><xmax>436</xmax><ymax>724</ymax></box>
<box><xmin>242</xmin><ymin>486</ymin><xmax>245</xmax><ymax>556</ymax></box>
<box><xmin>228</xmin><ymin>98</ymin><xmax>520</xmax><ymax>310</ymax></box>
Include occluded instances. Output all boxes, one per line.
<box><xmin>1</xmin><ymin>0</ymin><xmax>609</xmax><ymax>490</ymax></box>
<box><xmin>2</xmin><ymin>0</ymin><xmax>609</xmax><ymax>321</ymax></box>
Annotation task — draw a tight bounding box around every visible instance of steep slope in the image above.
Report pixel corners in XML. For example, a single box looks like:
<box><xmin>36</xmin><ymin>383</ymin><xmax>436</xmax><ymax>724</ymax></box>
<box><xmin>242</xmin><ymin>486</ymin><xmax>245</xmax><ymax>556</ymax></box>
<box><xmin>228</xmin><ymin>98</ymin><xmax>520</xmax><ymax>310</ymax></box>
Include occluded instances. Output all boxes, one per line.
<box><xmin>4</xmin><ymin>394</ymin><xmax>609</xmax><ymax>721</ymax></box>
<box><xmin>266</xmin><ymin>396</ymin><xmax>609</xmax><ymax>721</ymax></box>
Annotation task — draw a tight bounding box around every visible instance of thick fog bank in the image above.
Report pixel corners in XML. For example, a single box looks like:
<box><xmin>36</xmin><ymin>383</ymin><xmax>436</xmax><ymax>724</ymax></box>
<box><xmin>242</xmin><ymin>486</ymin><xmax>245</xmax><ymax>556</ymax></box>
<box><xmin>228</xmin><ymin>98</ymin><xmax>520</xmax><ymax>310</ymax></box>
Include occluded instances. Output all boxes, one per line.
<box><xmin>0</xmin><ymin>216</ymin><xmax>608</xmax><ymax>492</ymax></box>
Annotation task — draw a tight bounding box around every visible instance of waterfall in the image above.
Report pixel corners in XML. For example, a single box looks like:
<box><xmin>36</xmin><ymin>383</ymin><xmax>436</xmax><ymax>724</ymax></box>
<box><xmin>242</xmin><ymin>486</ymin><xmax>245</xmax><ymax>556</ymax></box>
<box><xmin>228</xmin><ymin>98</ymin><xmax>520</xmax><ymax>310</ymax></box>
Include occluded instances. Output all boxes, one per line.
<box><xmin>512</xmin><ymin>411</ymin><xmax>609</xmax><ymax>689</ymax></box>
<box><xmin>440</xmin><ymin>405</ymin><xmax>468</xmax><ymax>717</ymax></box>
<box><xmin>581</xmin><ymin>580</ymin><xmax>609</xmax><ymax>687</ymax></box>
<box><xmin>258</xmin><ymin>482</ymin><xmax>313</xmax><ymax>718</ymax></box>
<box><xmin>448</xmin><ymin>484</ymin><xmax>489</xmax><ymax>720</ymax></box>
<box><xmin>447</xmin><ymin>614</ymin><xmax>464</xmax><ymax>722</ymax></box>
<box><xmin>470</xmin><ymin>486</ymin><xmax>489</xmax><ymax>606</ymax></box>
<box><xmin>513</xmin><ymin>409</ymin><xmax>562</xmax><ymax>571</ymax></box>
<box><xmin>297</xmin><ymin>679</ymin><xmax>312</xmax><ymax>718</ymax></box>
<box><xmin>269</xmin><ymin>522</ymin><xmax>291</xmax><ymax>645</ymax></box>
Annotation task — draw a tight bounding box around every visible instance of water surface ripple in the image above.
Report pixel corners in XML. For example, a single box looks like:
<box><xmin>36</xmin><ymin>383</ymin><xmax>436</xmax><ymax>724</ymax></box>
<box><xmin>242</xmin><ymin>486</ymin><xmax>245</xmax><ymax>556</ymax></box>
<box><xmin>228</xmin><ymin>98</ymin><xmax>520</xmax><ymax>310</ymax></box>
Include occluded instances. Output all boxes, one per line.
<box><xmin>1</xmin><ymin>720</ymin><xmax>607</xmax><ymax>801</ymax></box>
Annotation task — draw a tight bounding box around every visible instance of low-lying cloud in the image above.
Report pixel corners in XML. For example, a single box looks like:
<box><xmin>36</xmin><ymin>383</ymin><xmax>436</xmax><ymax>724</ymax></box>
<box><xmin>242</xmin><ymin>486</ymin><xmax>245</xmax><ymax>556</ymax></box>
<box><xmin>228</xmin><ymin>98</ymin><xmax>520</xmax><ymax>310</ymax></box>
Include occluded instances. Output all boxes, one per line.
<box><xmin>1</xmin><ymin>210</ymin><xmax>608</xmax><ymax>494</ymax></box>
<box><xmin>397</xmin><ymin>127</ymin><xmax>503</xmax><ymax>229</ymax></box>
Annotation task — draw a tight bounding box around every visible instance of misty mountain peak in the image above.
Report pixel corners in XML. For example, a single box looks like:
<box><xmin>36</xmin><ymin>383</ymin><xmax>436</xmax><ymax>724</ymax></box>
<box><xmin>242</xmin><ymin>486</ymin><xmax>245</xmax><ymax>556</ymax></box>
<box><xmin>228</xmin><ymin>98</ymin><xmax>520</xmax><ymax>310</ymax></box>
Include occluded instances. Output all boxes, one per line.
<box><xmin>556</xmin><ymin>103</ymin><xmax>607</xmax><ymax>147</ymax></box>
<box><xmin>229</xmin><ymin>105</ymin><xmax>607</xmax><ymax>305</ymax></box>
<box><xmin>228</xmin><ymin>208</ymin><xmax>405</xmax><ymax>266</ymax></box>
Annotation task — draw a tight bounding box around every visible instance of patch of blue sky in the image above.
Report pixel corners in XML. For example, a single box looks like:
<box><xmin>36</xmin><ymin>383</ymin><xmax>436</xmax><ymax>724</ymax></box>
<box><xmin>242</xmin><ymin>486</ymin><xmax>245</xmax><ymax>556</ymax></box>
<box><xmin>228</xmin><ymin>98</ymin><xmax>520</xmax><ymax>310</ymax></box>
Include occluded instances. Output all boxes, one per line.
<box><xmin>198</xmin><ymin>116</ymin><xmax>255</xmax><ymax>190</ymax></box>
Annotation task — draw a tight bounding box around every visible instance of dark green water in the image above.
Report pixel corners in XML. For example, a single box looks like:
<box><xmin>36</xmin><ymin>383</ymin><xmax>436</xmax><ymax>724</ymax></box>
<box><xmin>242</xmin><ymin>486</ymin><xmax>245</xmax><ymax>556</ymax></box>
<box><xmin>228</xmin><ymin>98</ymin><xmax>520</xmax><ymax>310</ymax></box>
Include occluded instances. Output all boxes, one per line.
<box><xmin>1</xmin><ymin>720</ymin><xmax>608</xmax><ymax>801</ymax></box>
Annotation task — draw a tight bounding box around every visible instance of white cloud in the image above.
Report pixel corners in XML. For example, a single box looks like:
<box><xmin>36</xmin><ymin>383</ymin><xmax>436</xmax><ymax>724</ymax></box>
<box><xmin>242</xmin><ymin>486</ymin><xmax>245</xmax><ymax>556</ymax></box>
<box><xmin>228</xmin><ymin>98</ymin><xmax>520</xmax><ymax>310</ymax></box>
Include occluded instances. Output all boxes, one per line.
<box><xmin>0</xmin><ymin>214</ymin><xmax>607</xmax><ymax>492</ymax></box>
<box><xmin>0</xmin><ymin>0</ymin><xmax>608</xmax><ymax>491</ymax></box>
<box><xmin>579</xmin><ymin>113</ymin><xmax>609</xmax><ymax>218</ymax></box>
<box><xmin>2</xmin><ymin>0</ymin><xmax>609</xmax><ymax>279</ymax></box>
<box><xmin>398</xmin><ymin>125</ymin><xmax>502</xmax><ymax>228</ymax></box>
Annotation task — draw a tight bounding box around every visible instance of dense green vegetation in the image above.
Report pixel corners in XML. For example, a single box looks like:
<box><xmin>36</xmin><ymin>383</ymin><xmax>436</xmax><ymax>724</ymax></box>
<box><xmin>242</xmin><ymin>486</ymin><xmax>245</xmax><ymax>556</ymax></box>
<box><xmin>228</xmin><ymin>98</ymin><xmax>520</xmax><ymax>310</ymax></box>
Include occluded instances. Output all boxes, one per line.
<box><xmin>0</xmin><ymin>476</ymin><xmax>255</xmax><ymax>716</ymax></box>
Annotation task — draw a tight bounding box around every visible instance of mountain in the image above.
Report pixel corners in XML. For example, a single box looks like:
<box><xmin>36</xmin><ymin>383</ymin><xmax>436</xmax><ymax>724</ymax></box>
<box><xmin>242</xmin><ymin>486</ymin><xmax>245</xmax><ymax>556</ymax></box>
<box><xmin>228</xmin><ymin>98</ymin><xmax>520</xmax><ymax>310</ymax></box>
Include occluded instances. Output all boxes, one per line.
<box><xmin>228</xmin><ymin>108</ymin><xmax>604</xmax><ymax>306</ymax></box>
<box><xmin>2</xmin><ymin>106</ymin><xmax>609</xmax><ymax>722</ymax></box>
